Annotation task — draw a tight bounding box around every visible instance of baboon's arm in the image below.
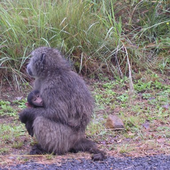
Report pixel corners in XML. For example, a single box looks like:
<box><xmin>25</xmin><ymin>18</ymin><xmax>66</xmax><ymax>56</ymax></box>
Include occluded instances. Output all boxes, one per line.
<box><xmin>19</xmin><ymin>107</ymin><xmax>68</xmax><ymax>125</ymax></box>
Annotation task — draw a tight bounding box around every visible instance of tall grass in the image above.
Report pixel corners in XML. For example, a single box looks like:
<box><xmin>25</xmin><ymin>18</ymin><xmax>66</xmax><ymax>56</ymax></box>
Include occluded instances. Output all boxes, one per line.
<box><xmin>0</xmin><ymin>0</ymin><xmax>169</xmax><ymax>89</ymax></box>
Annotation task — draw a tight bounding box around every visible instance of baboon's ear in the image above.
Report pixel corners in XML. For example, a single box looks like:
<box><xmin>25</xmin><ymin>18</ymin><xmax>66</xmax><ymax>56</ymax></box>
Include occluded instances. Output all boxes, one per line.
<box><xmin>40</xmin><ymin>53</ymin><xmax>46</xmax><ymax>64</ymax></box>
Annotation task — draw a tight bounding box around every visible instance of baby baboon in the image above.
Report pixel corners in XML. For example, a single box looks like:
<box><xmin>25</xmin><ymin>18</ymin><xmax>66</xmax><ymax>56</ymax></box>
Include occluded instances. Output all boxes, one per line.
<box><xmin>26</xmin><ymin>90</ymin><xmax>43</xmax><ymax>108</ymax></box>
<box><xmin>19</xmin><ymin>47</ymin><xmax>106</xmax><ymax>161</ymax></box>
<box><xmin>25</xmin><ymin>90</ymin><xmax>43</xmax><ymax>136</ymax></box>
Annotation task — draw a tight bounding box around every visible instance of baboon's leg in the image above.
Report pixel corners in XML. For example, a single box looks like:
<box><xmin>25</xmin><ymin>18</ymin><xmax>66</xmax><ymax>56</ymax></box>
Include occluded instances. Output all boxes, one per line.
<box><xmin>33</xmin><ymin>116</ymin><xmax>79</xmax><ymax>155</ymax></box>
<box><xmin>70</xmin><ymin>138</ymin><xmax>106</xmax><ymax>161</ymax></box>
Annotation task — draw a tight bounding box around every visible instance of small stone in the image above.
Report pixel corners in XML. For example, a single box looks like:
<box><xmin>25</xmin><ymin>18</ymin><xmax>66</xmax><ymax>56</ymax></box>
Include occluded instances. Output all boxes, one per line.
<box><xmin>105</xmin><ymin>115</ymin><xmax>124</xmax><ymax>130</ymax></box>
<box><xmin>162</xmin><ymin>104</ymin><xmax>169</xmax><ymax>109</ymax></box>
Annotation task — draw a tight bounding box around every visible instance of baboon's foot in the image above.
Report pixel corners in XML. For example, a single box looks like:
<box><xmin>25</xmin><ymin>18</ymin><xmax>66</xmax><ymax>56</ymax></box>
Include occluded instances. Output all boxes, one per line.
<box><xmin>29</xmin><ymin>144</ymin><xmax>46</xmax><ymax>155</ymax></box>
<box><xmin>92</xmin><ymin>151</ymin><xmax>107</xmax><ymax>161</ymax></box>
<box><xmin>72</xmin><ymin>138</ymin><xmax>107</xmax><ymax>161</ymax></box>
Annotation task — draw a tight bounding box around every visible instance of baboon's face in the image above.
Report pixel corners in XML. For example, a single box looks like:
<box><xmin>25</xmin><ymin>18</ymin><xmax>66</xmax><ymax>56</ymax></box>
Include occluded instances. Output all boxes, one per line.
<box><xmin>26</xmin><ymin>47</ymin><xmax>66</xmax><ymax>78</ymax></box>
<box><xmin>26</xmin><ymin>47</ymin><xmax>51</xmax><ymax>78</ymax></box>
<box><xmin>26</xmin><ymin>52</ymin><xmax>46</xmax><ymax>78</ymax></box>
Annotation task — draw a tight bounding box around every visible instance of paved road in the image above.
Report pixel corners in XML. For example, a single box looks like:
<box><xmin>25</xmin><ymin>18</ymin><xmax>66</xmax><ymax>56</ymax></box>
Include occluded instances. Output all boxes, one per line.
<box><xmin>1</xmin><ymin>154</ymin><xmax>170</xmax><ymax>170</ymax></box>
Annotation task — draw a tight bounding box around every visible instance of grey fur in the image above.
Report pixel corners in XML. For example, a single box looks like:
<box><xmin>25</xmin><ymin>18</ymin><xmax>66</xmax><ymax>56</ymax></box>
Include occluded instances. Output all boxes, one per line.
<box><xmin>19</xmin><ymin>47</ymin><xmax>105</xmax><ymax>160</ymax></box>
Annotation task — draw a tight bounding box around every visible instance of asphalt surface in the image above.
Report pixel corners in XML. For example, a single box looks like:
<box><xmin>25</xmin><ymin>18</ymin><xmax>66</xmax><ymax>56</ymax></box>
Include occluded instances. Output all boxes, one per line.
<box><xmin>1</xmin><ymin>154</ymin><xmax>170</xmax><ymax>170</ymax></box>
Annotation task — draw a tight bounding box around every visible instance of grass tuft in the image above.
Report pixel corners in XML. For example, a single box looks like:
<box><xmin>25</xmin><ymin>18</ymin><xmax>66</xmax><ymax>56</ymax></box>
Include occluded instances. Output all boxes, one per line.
<box><xmin>0</xmin><ymin>0</ymin><xmax>169</xmax><ymax>88</ymax></box>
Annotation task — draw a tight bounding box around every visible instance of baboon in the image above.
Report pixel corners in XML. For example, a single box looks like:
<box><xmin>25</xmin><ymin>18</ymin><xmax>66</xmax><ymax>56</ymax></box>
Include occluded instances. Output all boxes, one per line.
<box><xmin>25</xmin><ymin>90</ymin><xmax>43</xmax><ymax>136</ymax></box>
<box><xmin>19</xmin><ymin>47</ymin><xmax>106</xmax><ymax>161</ymax></box>
<box><xmin>26</xmin><ymin>90</ymin><xmax>43</xmax><ymax>108</ymax></box>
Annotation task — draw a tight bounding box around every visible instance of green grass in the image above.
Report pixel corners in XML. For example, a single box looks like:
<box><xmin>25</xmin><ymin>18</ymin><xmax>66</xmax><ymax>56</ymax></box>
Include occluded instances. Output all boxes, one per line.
<box><xmin>0</xmin><ymin>0</ymin><xmax>169</xmax><ymax>88</ymax></box>
<box><xmin>0</xmin><ymin>101</ymin><xmax>17</xmax><ymax>117</ymax></box>
<box><xmin>0</xmin><ymin>123</ymin><xmax>25</xmax><ymax>151</ymax></box>
<box><xmin>88</xmin><ymin>73</ymin><xmax>170</xmax><ymax>147</ymax></box>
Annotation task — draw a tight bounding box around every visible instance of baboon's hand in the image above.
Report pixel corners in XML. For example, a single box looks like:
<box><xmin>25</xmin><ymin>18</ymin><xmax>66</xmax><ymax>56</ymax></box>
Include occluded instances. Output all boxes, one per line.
<box><xmin>19</xmin><ymin>110</ymin><xmax>35</xmax><ymax>123</ymax></box>
<box><xmin>19</xmin><ymin>110</ymin><xmax>34</xmax><ymax>136</ymax></box>
<box><xmin>25</xmin><ymin>121</ymin><xmax>34</xmax><ymax>137</ymax></box>
<box><xmin>19</xmin><ymin>111</ymin><xmax>27</xmax><ymax>123</ymax></box>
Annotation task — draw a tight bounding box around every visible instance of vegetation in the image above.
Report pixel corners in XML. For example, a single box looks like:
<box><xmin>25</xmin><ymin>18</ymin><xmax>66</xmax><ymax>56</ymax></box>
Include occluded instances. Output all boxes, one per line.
<box><xmin>0</xmin><ymin>0</ymin><xmax>169</xmax><ymax>166</ymax></box>
<box><xmin>0</xmin><ymin>0</ymin><xmax>169</xmax><ymax>89</ymax></box>
<box><xmin>0</xmin><ymin>73</ymin><xmax>170</xmax><ymax>164</ymax></box>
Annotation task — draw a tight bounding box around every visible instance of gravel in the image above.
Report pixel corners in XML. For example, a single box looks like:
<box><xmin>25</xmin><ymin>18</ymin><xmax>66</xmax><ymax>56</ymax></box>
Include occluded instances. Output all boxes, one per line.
<box><xmin>1</xmin><ymin>154</ymin><xmax>170</xmax><ymax>170</ymax></box>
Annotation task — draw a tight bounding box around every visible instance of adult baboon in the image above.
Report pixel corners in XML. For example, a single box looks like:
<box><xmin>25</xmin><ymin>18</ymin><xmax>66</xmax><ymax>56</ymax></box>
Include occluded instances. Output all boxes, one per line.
<box><xmin>19</xmin><ymin>47</ymin><xmax>106</xmax><ymax>161</ymax></box>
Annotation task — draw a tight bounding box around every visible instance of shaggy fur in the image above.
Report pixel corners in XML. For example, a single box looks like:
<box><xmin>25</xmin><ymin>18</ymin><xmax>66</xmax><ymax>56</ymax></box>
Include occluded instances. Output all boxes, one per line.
<box><xmin>19</xmin><ymin>47</ymin><xmax>106</xmax><ymax>160</ymax></box>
